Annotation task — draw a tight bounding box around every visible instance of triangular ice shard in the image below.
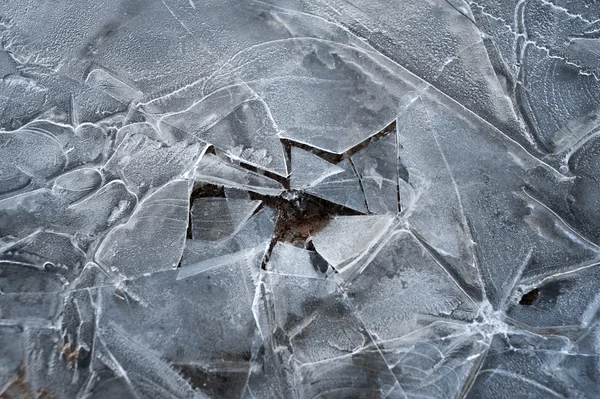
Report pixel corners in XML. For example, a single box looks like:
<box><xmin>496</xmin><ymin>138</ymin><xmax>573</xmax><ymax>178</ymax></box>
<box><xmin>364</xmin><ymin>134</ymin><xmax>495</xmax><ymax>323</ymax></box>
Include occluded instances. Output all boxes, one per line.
<box><xmin>95</xmin><ymin>179</ymin><xmax>190</xmax><ymax>279</ymax></box>
<box><xmin>193</xmin><ymin>153</ymin><xmax>285</xmax><ymax>196</ymax></box>
<box><xmin>157</xmin><ymin>84</ymin><xmax>288</xmax><ymax>176</ymax></box>
<box><xmin>85</xmin><ymin>68</ymin><xmax>143</xmax><ymax>105</ymax></box>
<box><xmin>267</xmin><ymin>242</ymin><xmax>333</xmax><ymax>278</ymax></box>
<box><xmin>73</xmin><ymin>68</ymin><xmax>142</xmax><ymax>125</ymax></box>
<box><xmin>350</xmin><ymin>133</ymin><xmax>399</xmax><ymax>214</ymax></box>
<box><xmin>346</xmin><ymin>229</ymin><xmax>479</xmax><ymax>341</ymax></box>
<box><xmin>190</xmin><ymin>198</ymin><xmax>261</xmax><ymax>241</ymax></box>
<box><xmin>178</xmin><ymin>207</ymin><xmax>276</xmax><ymax>280</ymax></box>
<box><xmin>311</xmin><ymin>215</ymin><xmax>394</xmax><ymax>277</ymax></box>
<box><xmin>290</xmin><ymin>146</ymin><xmax>367</xmax><ymax>213</ymax></box>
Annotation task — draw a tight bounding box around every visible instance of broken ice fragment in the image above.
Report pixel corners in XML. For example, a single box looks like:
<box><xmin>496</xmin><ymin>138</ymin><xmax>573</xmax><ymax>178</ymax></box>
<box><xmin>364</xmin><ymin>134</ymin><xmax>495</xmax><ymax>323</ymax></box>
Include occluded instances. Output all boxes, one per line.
<box><xmin>311</xmin><ymin>215</ymin><xmax>394</xmax><ymax>277</ymax></box>
<box><xmin>96</xmin><ymin>324</ymin><xmax>198</xmax><ymax>399</ymax></box>
<box><xmin>380</xmin><ymin>322</ymin><xmax>488</xmax><ymax>398</ymax></box>
<box><xmin>103</xmin><ymin>122</ymin><xmax>204</xmax><ymax>194</ymax></box>
<box><xmin>193</xmin><ymin>153</ymin><xmax>284</xmax><ymax>196</ymax></box>
<box><xmin>95</xmin><ymin>179</ymin><xmax>189</xmax><ymax>279</ymax></box>
<box><xmin>0</xmin><ymin>123</ymin><xmax>67</xmax><ymax>193</ymax></box>
<box><xmin>85</xmin><ymin>68</ymin><xmax>142</xmax><ymax>105</ymax></box>
<box><xmin>69</xmin><ymin>180</ymin><xmax>138</xmax><ymax>237</ymax></box>
<box><xmin>291</xmin><ymin>146</ymin><xmax>367</xmax><ymax>213</ymax></box>
<box><xmin>506</xmin><ymin>262</ymin><xmax>600</xmax><ymax>329</ymax></box>
<box><xmin>0</xmin><ymin>325</ymin><xmax>23</xmax><ymax>389</ymax></box>
<box><xmin>468</xmin><ymin>332</ymin><xmax>593</xmax><ymax>398</ymax></box>
<box><xmin>350</xmin><ymin>132</ymin><xmax>399</xmax><ymax>214</ymax></box>
<box><xmin>0</xmin><ymin>264</ymin><xmax>64</xmax><ymax>321</ymax></box>
<box><xmin>397</xmin><ymin>93</ymin><xmax>599</xmax><ymax>307</ymax></box>
<box><xmin>1</xmin><ymin>230</ymin><xmax>85</xmax><ymax>279</ymax></box>
<box><xmin>0</xmin><ymin>75</ymin><xmax>47</xmax><ymax>130</ymax></box>
<box><xmin>179</xmin><ymin>207</ymin><xmax>275</xmax><ymax>280</ymax></box>
<box><xmin>190</xmin><ymin>197</ymin><xmax>261</xmax><ymax>241</ymax></box>
<box><xmin>346</xmin><ymin>229</ymin><xmax>478</xmax><ymax>341</ymax></box>
<box><xmin>204</xmin><ymin>37</ymin><xmax>417</xmax><ymax>153</ymax></box>
<box><xmin>266</xmin><ymin>242</ymin><xmax>332</xmax><ymax>278</ymax></box>
<box><xmin>52</xmin><ymin>168</ymin><xmax>102</xmax><ymax>202</ymax></box>
<box><xmin>153</xmin><ymin>84</ymin><xmax>288</xmax><ymax>176</ymax></box>
<box><xmin>101</xmin><ymin>253</ymin><xmax>261</xmax><ymax>371</ymax></box>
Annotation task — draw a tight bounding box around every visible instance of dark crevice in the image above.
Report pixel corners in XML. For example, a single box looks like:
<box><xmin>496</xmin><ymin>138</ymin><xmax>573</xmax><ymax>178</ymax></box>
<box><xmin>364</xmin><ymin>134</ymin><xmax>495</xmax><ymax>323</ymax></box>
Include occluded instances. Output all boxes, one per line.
<box><xmin>186</xmin><ymin>123</ymin><xmax>395</xmax><ymax>271</ymax></box>
<box><xmin>347</xmin><ymin>156</ymin><xmax>370</xmax><ymax>214</ymax></box>
<box><xmin>184</xmin><ymin>179</ymin><xmax>362</xmax><ymax>271</ymax></box>
<box><xmin>519</xmin><ymin>288</ymin><xmax>539</xmax><ymax>306</ymax></box>
<box><xmin>175</xmin><ymin>363</ymin><xmax>248</xmax><ymax>398</ymax></box>
<box><xmin>255</xmin><ymin>190</ymin><xmax>363</xmax><ymax>269</ymax></box>
<box><xmin>281</xmin><ymin>120</ymin><xmax>397</xmax><ymax>165</ymax></box>
<box><xmin>282</xmin><ymin>138</ymin><xmax>343</xmax><ymax>164</ymax></box>
<box><xmin>186</xmin><ymin>183</ymin><xmax>226</xmax><ymax>240</ymax></box>
<box><xmin>346</xmin><ymin>120</ymin><xmax>397</xmax><ymax>158</ymax></box>
<box><xmin>214</xmin><ymin>148</ymin><xmax>289</xmax><ymax>187</ymax></box>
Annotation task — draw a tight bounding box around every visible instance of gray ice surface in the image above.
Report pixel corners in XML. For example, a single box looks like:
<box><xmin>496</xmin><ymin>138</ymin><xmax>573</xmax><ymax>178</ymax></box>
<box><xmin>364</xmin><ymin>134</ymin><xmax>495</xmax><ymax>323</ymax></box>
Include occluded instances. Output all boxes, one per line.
<box><xmin>1</xmin><ymin>0</ymin><xmax>600</xmax><ymax>398</ymax></box>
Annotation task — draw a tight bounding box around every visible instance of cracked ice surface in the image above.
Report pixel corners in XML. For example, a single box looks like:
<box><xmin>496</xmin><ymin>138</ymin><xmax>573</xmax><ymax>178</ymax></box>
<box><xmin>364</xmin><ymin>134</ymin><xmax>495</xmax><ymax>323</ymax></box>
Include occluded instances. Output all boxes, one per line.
<box><xmin>1</xmin><ymin>0</ymin><xmax>600</xmax><ymax>397</ymax></box>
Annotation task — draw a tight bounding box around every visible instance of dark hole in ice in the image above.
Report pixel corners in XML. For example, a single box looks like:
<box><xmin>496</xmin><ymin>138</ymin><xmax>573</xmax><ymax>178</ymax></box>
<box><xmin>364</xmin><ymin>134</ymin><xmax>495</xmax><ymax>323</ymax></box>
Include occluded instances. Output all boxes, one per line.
<box><xmin>256</xmin><ymin>191</ymin><xmax>361</xmax><ymax>246</ymax></box>
<box><xmin>256</xmin><ymin>191</ymin><xmax>361</xmax><ymax>269</ymax></box>
<box><xmin>185</xmin><ymin>178</ymin><xmax>359</xmax><ymax>271</ymax></box>
<box><xmin>43</xmin><ymin>262</ymin><xmax>56</xmax><ymax>271</ymax></box>
<box><xmin>519</xmin><ymin>288</ymin><xmax>539</xmax><ymax>306</ymax></box>
<box><xmin>176</xmin><ymin>364</ymin><xmax>249</xmax><ymax>398</ymax></box>
<box><xmin>309</xmin><ymin>249</ymin><xmax>329</xmax><ymax>274</ymax></box>
<box><xmin>186</xmin><ymin>183</ymin><xmax>226</xmax><ymax>239</ymax></box>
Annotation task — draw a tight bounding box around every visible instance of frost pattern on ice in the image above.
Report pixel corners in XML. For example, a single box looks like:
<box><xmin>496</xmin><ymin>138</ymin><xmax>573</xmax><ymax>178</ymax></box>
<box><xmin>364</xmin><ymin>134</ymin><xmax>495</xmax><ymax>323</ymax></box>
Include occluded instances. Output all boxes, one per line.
<box><xmin>1</xmin><ymin>0</ymin><xmax>600</xmax><ymax>398</ymax></box>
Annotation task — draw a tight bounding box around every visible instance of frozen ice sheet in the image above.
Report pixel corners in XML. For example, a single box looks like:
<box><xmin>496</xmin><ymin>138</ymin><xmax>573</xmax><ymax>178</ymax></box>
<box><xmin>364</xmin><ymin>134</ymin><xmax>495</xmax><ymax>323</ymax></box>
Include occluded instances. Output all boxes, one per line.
<box><xmin>1</xmin><ymin>0</ymin><xmax>600</xmax><ymax>397</ymax></box>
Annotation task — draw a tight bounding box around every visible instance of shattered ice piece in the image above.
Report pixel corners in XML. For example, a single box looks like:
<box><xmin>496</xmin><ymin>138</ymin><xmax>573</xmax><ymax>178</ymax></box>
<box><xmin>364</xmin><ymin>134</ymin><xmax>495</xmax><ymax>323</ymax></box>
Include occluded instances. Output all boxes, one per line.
<box><xmin>0</xmin><ymin>230</ymin><xmax>85</xmax><ymax>278</ymax></box>
<box><xmin>102</xmin><ymin>253</ymin><xmax>260</xmax><ymax>367</ymax></box>
<box><xmin>311</xmin><ymin>215</ymin><xmax>394</xmax><ymax>275</ymax></box>
<box><xmin>270</xmin><ymin>277</ymin><xmax>404</xmax><ymax>396</ymax></box>
<box><xmin>264</xmin><ymin>269</ymin><xmax>362</xmax><ymax>363</ymax></box>
<box><xmin>103</xmin><ymin>122</ymin><xmax>205</xmax><ymax>194</ymax></box>
<box><xmin>0</xmin><ymin>325</ymin><xmax>23</xmax><ymax>389</ymax></box>
<box><xmin>204</xmin><ymin>37</ymin><xmax>413</xmax><ymax>154</ymax></box>
<box><xmin>0</xmin><ymin>179</ymin><xmax>137</xmax><ymax>242</ymax></box>
<box><xmin>0</xmin><ymin>263</ymin><xmax>64</xmax><ymax>320</ymax></box>
<box><xmin>190</xmin><ymin>197</ymin><xmax>261</xmax><ymax>241</ymax></box>
<box><xmin>177</xmin><ymin>244</ymin><xmax>266</xmax><ymax>281</ymax></box>
<box><xmin>85</xmin><ymin>68</ymin><xmax>143</xmax><ymax>105</ymax></box>
<box><xmin>350</xmin><ymin>133</ymin><xmax>399</xmax><ymax>214</ymax></box>
<box><xmin>193</xmin><ymin>153</ymin><xmax>284</xmax><ymax>196</ymax></box>
<box><xmin>97</xmin><ymin>324</ymin><xmax>199</xmax><ymax>399</ymax></box>
<box><xmin>0</xmin><ymin>123</ymin><xmax>67</xmax><ymax>195</ymax></box>
<box><xmin>379</xmin><ymin>321</ymin><xmax>488</xmax><ymax>398</ymax></box>
<box><xmin>398</xmin><ymin>93</ymin><xmax>599</xmax><ymax>307</ymax></box>
<box><xmin>156</xmin><ymin>84</ymin><xmax>287</xmax><ymax>176</ymax></box>
<box><xmin>72</xmin><ymin>68</ymin><xmax>142</xmax><ymax>125</ymax></box>
<box><xmin>468</xmin><ymin>332</ymin><xmax>593</xmax><ymax>398</ymax></box>
<box><xmin>346</xmin><ymin>229</ymin><xmax>479</xmax><ymax>341</ymax></box>
<box><xmin>297</xmin><ymin>348</ymin><xmax>402</xmax><ymax>398</ymax></box>
<box><xmin>69</xmin><ymin>180</ymin><xmax>138</xmax><ymax>237</ymax></box>
<box><xmin>2</xmin><ymin>120</ymin><xmax>110</xmax><ymax>176</ymax></box>
<box><xmin>18</xmin><ymin>327</ymin><xmax>89</xmax><ymax>399</ymax></box>
<box><xmin>52</xmin><ymin>168</ymin><xmax>102</xmax><ymax>202</ymax></box>
<box><xmin>266</xmin><ymin>242</ymin><xmax>331</xmax><ymax>278</ymax></box>
<box><xmin>81</xmin><ymin>366</ymin><xmax>138</xmax><ymax>399</ymax></box>
<box><xmin>178</xmin><ymin>207</ymin><xmax>275</xmax><ymax>280</ymax></box>
<box><xmin>290</xmin><ymin>146</ymin><xmax>367</xmax><ymax>213</ymax></box>
<box><xmin>95</xmin><ymin>179</ymin><xmax>189</xmax><ymax>279</ymax></box>
<box><xmin>194</xmin><ymin>97</ymin><xmax>287</xmax><ymax>176</ymax></box>
<box><xmin>506</xmin><ymin>262</ymin><xmax>600</xmax><ymax>329</ymax></box>
<box><xmin>0</xmin><ymin>75</ymin><xmax>47</xmax><ymax>131</ymax></box>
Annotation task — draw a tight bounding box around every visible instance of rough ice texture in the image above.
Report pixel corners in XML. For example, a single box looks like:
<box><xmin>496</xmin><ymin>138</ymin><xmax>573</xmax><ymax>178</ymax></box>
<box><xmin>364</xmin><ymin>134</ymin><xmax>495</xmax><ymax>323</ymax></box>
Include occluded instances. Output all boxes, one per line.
<box><xmin>1</xmin><ymin>0</ymin><xmax>599</xmax><ymax>398</ymax></box>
